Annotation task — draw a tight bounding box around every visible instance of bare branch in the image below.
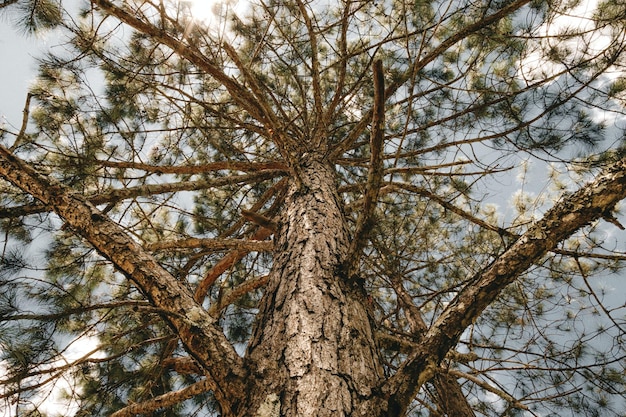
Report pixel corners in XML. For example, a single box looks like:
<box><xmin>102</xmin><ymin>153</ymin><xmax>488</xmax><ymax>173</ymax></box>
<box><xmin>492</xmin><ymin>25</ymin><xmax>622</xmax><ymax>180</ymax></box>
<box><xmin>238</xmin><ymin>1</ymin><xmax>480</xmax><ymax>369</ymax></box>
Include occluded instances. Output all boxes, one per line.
<box><xmin>0</xmin><ymin>170</ymin><xmax>284</xmax><ymax>219</ymax></box>
<box><xmin>194</xmin><ymin>227</ymin><xmax>273</xmax><ymax>303</ymax></box>
<box><xmin>145</xmin><ymin>237</ymin><xmax>273</xmax><ymax>253</ymax></box>
<box><xmin>9</xmin><ymin>93</ymin><xmax>32</xmax><ymax>151</ymax></box>
<box><xmin>330</xmin><ymin>0</ymin><xmax>533</xmax><ymax>159</ymax></box>
<box><xmin>89</xmin><ymin>0</ymin><xmax>299</xmax><ymax>165</ymax></box>
<box><xmin>295</xmin><ymin>0</ymin><xmax>323</xmax><ymax>146</ymax></box>
<box><xmin>208</xmin><ymin>274</ymin><xmax>270</xmax><ymax>318</ymax></box>
<box><xmin>446</xmin><ymin>369</ymin><xmax>528</xmax><ymax>411</ymax></box>
<box><xmin>96</xmin><ymin>160</ymin><xmax>288</xmax><ymax>174</ymax></box>
<box><xmin>390</xmin><ymin>182</ymin><xmax>512</xmax><ymax>236</ymax></box>
<box><xmin>241</xmin><ymin>209</ymin><xmax>278</xmax><ymax>232</ymax></box>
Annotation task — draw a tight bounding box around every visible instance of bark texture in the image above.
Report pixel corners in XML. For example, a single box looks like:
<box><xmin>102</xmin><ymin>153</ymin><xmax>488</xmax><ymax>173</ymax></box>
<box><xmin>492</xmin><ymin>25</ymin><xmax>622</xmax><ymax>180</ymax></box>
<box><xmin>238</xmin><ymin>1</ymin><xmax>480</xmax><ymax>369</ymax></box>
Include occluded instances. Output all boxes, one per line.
<box><xmin>244</xmin><ymin>157</ymin><xmax>385</xmax><ymax>416</ymax></box>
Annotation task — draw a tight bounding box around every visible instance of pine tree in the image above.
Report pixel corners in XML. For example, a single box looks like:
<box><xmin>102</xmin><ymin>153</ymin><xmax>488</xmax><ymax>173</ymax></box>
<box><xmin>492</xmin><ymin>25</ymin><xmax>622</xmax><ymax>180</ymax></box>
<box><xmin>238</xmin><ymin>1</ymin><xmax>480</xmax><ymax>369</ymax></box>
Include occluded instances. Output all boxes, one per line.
<box><xmin>1</xmin><ymin>0</ymin><xmax>626</xmax><ymax>416</ymax></box>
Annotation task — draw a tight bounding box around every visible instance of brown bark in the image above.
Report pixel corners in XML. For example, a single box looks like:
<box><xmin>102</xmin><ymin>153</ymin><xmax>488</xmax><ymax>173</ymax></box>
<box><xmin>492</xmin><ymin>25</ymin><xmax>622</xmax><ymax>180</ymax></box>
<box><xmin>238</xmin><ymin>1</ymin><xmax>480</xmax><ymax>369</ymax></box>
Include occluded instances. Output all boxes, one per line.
<box><xmin>243</xmin><ymin>158</ymin><xmax>386</xmax><ymax>416</ymax></box>
<box><xmin>432</xmin><ymin>373</ymin><xmax>476</xmax><ymax>417</ymax></box>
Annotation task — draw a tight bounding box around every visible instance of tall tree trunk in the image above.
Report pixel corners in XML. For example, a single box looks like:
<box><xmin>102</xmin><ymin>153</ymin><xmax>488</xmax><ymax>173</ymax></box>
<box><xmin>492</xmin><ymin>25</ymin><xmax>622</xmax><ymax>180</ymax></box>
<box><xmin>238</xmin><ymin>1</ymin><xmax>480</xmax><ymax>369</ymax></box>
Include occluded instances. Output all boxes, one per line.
<box><xmin>243</xmin><ymin>157</ymin><xmax>386</xmax><ymax>416</ymax></box>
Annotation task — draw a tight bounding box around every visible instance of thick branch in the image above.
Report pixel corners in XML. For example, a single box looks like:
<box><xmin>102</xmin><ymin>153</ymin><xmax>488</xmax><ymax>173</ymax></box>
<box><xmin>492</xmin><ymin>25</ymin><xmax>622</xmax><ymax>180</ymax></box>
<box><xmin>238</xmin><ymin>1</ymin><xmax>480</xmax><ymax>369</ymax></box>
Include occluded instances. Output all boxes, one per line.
<box><xmin>162</xmin><ymin>357</ymin><xmax>202</xmax><ymax>375</ymax></box>
<box><xmin>0</xmin><ymin>145</ymin><xmax>247</xmax><ymax>416</ymax></box>
<box><xmin>383</xmin><ymin>156</ymin><xmax>626</xmax><ymax>415</ymax></box>
<box><xmin>194</xmin><ymin>227</ymin><xmax>273</xmax><ymax>303</ymax></box>
<box><xmin>207</xmin><ymin>274</ymin><xmax>270</xmax><ymax>318</ymax></box>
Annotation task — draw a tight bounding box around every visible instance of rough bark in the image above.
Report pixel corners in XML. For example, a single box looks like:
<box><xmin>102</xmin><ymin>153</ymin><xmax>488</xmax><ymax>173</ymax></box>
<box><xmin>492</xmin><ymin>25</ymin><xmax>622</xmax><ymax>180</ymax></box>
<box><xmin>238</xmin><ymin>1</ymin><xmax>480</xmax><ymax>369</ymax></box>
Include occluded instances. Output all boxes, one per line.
<box><xmin>243</xmin><ymin>157</ymin><xmax>386</xmax><ymax>416</ymax></box>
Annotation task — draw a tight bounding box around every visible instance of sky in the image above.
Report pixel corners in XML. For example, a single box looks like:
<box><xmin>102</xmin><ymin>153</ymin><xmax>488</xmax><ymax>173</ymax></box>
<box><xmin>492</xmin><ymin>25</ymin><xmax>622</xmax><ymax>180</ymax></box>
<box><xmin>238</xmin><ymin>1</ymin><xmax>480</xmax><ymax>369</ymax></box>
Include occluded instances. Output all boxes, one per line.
<box><xmin>1</xmin><ymin>1</ymin><xmax>625</xmax><ymax>416</ymax></box>
<box><xmin>0</xmin><ymin>22</ymin><xmax>40</xmax><ymax>130</ymax></box>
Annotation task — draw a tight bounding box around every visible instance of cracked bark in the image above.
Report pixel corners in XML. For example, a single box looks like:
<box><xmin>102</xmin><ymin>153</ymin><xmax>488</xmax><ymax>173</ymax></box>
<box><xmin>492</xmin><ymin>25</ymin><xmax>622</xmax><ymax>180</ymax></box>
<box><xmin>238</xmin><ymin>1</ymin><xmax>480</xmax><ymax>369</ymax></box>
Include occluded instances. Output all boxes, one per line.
<box><xmin>243</xmin><ymin>158</ymin><xmax>386</xmax><ymax>416</ymax></box>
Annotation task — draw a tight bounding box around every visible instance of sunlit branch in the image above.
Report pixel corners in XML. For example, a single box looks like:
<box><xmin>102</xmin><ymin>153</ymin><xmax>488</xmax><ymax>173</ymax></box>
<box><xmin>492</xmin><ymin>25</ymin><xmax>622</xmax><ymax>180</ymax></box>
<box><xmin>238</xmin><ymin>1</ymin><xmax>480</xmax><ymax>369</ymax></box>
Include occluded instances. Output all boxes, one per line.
<box><xmin>109</xmin><ymin>378</ymin><xmax>214</xmax><ymax>417</ymax></box>
<box><xmin>144</xmin><ymin>237</ymin><xmax>273</xmax><ymax>252</ymax></box>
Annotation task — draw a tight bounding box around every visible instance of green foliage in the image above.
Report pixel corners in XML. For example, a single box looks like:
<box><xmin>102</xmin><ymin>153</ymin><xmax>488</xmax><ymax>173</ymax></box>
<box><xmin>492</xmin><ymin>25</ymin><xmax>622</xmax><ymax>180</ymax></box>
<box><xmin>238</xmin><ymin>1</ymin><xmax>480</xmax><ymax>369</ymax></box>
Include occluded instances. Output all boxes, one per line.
<box><xmin>6</xmin><ymin>0</ymin><xmax>62</xmax><ymax>33</ymax></box>
<box><xmin>0</xmin><ymin>0</ymin><xmax>625</xmax><ymax>415</ymax></box>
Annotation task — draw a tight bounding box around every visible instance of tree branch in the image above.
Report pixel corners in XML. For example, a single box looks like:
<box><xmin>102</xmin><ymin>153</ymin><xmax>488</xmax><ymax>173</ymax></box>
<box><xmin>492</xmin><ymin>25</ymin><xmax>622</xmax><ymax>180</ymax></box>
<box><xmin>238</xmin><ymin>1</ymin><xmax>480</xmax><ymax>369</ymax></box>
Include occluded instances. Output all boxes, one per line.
<box><xmin>110</xmin><ymin>378</ymin><xmax>214</xmax><ymax>417</ymax></box>
<box><xmin>145</xmin><ymin>237</ymin><xmax>273</xmax><ymax>253</ymax></box>
<box><xmin>0</xmin><ymin>170</ymin><xmax>284</xmax><ymax>219</ymax></box>
<box><xmin>387</xmin><ymin>268</ymin><xmax>476</xmax><ymax>417</ymax></box>
<box><xmin>0</xmin><ymin>0</ymin><xmax>19</xmax><ymax>10</ymax></box>
<box><xmin>446</xmin><ymin>369</ymin><xmax>528</xmax><ymax>411</ymax></box>
<box><xmin>208</xmin><ymin>274</ymin><xmax>270</xmax><ymax>318</ymax></box>
<box><xmin>383</xmin><ymin>156</ymin><xmax>626</xmax><ymax>415</ymax></box>
<box><xmin>390</xmin><ymin>182</ymin><xmax>512</xmax><ymax>236</ymax></box>
<box><xmin>8</xmin><ymin>93</ymin><xmax>33</xmax><ymax>151</ymax></box>
<box><xmin>0</xmin><ymin>145</ymin><xmax>247</xmax><ymax>416</ymax></box>
<box><xmin>193</xmin><ymin>227</ymin><xmax>273</xmax><ymax>303</ymax></box>
<box><xmin>329</xmin><ymin>0</ymin><xmax>532</xmax><ymax>159</ymax></box>
<box><xmin>95</xmin><ymin>159</ymin><xmax>288</xmax><ymax>174</ymax></box>
<box><xmin>89</xmin><ymin>0</ymin><xmax>298</xmax><ymax>165</ymax></box>
<box><xmin>346</xmin><ymin>59</ymin><xmax>385</xmax><ymax>275</ymax></box>
<box><xmin>295</xmin><ymin>0</ymin><xmax>324</xmax><ymax>146</ymax></box>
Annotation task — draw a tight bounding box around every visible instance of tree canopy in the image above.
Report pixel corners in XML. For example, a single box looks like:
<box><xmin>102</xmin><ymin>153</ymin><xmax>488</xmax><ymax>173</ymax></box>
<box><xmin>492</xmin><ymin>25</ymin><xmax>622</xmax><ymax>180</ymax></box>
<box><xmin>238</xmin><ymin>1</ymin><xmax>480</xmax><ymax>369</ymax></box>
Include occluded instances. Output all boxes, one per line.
<box><xmin>1</xmin><ymin>0</ymin><xmax>625</xmax><ymax>416</ymax></box>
